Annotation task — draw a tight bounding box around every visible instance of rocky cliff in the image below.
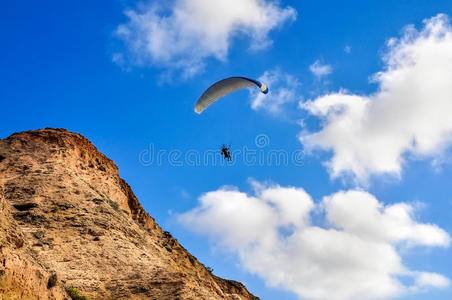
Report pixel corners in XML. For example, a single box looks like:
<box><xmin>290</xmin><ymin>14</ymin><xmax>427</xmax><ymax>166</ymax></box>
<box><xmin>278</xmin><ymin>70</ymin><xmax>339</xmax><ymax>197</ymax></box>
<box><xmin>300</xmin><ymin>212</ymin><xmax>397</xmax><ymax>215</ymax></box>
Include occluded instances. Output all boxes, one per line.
<box><xmin>0</xmin><ymin>128</ymin><xmax>258</xmax><ymax>300</ymax></box>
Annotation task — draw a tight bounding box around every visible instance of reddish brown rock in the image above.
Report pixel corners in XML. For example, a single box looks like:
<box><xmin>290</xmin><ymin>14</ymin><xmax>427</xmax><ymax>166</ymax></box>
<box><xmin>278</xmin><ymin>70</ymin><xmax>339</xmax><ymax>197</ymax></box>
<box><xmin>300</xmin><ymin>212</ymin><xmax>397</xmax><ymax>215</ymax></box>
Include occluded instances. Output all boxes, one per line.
<box><xmin>0</xmin><ymin>128</ymin><xmax>258</xmax><ymax>300</ymax></box>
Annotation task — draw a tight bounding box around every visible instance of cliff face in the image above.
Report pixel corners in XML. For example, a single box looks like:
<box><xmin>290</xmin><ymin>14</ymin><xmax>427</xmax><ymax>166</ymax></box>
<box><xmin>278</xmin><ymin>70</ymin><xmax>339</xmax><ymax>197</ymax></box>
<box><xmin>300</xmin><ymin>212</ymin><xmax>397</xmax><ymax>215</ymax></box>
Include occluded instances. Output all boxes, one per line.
<box><xmin>0</xmin><ymin>128</ymin><xmax>257</xmax><ymax>300</ymax></box>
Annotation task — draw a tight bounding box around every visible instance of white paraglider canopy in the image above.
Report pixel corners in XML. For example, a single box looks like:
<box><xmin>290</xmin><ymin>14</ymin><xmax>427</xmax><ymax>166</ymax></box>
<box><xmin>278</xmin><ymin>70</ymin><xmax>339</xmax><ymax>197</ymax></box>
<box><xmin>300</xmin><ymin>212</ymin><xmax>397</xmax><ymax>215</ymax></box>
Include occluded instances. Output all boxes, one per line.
<box><xmin>194</xmin><ymin>77</ymin><xmax>268</xmax><ymax>114</ymax></box>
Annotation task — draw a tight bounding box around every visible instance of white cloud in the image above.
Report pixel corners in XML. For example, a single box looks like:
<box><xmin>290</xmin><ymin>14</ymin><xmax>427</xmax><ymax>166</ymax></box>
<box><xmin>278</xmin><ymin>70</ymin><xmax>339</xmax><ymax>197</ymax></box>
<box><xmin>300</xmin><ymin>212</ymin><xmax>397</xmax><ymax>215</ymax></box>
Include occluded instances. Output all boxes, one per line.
<box><xmin>415</xmin><ymin>272</ymin><xmax>450</xmax><ymax>289</ymax></box>
<box><xmin>250</xmin><ymin>69</ymin><xmax>301</xmax><ymax>114</ymax></box>
<box><xmin>300</xmin><ymin>14</ymin><xmax>452</xmax><ymax>183</ymax></box>
<box><xmin>178</xmin><ymin>182</ymin><xmax>450</xmax><ymax>300</ymax></box>
<box><xmin>115</xmin><ymin>0</ymin><xmax>296</xmax><ymax>78</ymax></box>
<box><xmin>344</xmin><ymin>45</ymin><xmax>351</xmax><ymax>53</ymax></box>
<box><xmin>309</xmin><ymin>60</ymin><xmax>333</xmax><ymax>78</ymax></box>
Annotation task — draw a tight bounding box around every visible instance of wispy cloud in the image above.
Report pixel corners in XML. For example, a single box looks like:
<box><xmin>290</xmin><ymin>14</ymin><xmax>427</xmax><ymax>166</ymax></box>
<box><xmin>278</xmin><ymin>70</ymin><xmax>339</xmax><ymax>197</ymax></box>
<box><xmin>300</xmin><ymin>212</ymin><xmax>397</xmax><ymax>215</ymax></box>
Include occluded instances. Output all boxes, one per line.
<box><xmin>309</xmin><ymin>60</ymin><xmax>333</xmax><ymax>78</ymax></box>
<box><xmin>300</xmin><ymin>14</ymin><xmax>452</xmax><ymax>184</ymax></box>
<box><xmin>178</xmin><ymin>181</ymin><xmax>450</xmax><ymax>300</ymax></box>
<box><xmin>250</xmin><ymin>69</ymin><xmax>301</xmax><ymax>114</ymax></box>
<box><xmin>114</xmin><ymin>0</ymin><xmax>296</xmax><ymax>78</ymax></box>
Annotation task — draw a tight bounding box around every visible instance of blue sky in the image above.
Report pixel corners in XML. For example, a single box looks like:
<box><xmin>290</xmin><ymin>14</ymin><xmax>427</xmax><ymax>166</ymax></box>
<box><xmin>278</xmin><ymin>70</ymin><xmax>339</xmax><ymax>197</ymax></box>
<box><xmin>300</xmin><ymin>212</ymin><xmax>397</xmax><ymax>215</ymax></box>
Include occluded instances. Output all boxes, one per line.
<box><xmin>2</xmin><ymin>1</ymin><xmax>452</xmax><ymax>299</ymax></box>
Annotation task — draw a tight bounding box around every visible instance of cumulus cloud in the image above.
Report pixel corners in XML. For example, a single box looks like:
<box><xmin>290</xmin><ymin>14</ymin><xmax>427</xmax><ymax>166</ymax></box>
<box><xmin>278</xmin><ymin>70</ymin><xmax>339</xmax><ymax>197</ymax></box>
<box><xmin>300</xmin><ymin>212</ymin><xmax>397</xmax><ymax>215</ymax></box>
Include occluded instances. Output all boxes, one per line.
<box><xmin>179</xmin><ymin>182</ymin><xmax>450</xmax><ymax>300</ymax></box>
<box><xmin>250</xmin><ymin>69</ymin><xmax>301</xmax><ymax>114</ymax></box>
<box><xmin>115</xmin><ymin>0</ymin><xmax>296</xmax><ymax>78</ymax></box>
<box><xmin>415</xmin><ymin>272</ymin><xmax>450</xmax><ymax>289</ymax></box>
<box><xmin>309</xmin><ymin>60</ymin><xmax>333</xmax><ymax>78</ymax></box>
<box><xmin>300</xmin><ymin>14</ymin><xmax>452</xmax><ymax>183</ymax></box>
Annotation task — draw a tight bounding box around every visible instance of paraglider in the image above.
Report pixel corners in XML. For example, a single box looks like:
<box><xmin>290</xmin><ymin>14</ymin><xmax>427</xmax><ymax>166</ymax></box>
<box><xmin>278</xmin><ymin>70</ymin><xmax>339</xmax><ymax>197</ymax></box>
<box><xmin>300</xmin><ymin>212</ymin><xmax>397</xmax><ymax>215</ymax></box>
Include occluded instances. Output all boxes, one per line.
<box><xmin>221</xmin><ymin>145</ymin><xmax>232</xmax><ymax>161</ymax></box>
<box><xmin>194</xmin><ymin>76</ymin><xmax>268</xmax><ymax>114</ymax></box>
<box><xmin>194</xmin><ymin>76</ymin><xmax>268</xmax><ymax>163</ymax></box>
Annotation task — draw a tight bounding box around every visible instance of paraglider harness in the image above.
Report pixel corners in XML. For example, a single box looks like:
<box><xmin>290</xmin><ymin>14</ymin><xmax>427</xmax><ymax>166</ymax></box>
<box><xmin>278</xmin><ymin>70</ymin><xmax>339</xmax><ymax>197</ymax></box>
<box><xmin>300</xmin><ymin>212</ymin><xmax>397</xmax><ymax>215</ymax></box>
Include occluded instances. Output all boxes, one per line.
<box><xmin>221</xmin><ymin>145</ymin><xmax>232</xmax><ymax>161</ymax></box>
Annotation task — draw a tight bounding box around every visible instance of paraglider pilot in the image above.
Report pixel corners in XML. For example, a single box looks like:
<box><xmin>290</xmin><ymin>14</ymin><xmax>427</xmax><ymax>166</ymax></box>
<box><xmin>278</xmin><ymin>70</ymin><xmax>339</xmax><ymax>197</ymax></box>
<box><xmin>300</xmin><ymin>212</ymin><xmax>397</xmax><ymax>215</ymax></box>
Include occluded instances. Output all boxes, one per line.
<box><xmin>221</xmin><ymin>145</ymin><xmax>232</xmax><ymax>161</ymax></box>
